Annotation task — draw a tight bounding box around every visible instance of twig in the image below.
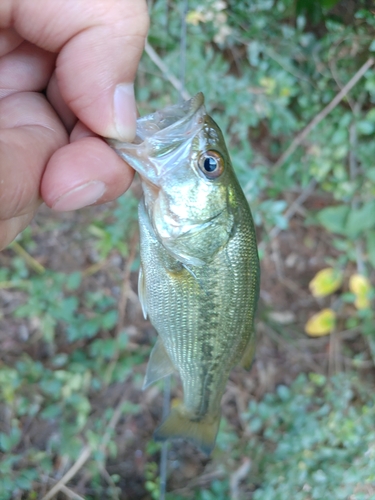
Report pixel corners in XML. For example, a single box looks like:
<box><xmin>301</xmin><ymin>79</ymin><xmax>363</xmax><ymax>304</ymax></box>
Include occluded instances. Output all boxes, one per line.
<box><xmin>171</xmin><ymin>468</ymin><xmax>226</xmax><ymax>495</ymax></box>
<box><xmin>41</xmin><ymin>476</ymin><xmax>86</xmax><ymax>500</ymax></box>
<box><xmin>159</xmin><ymin>376</ymin><xmax>171</xmax><ymax>500</ymax></box>
<box><xmin>346</xmin><ymin>100</ymin><xmax>373</xmax><ymax>364</ymax></box>
<box><xmin>327</xmin><ymin>34</ymin><xmax>359</xmax><ymax>111</ymax></box>
<box><xmin>260</xmin><ymin>322</ymin><xmax>323</xmax><ymax>372</ymax></box>
<box><xmin>99</xmin><ymin>465</ymin><xmax>120</xmax><ymax>499</ymax></box>
<box><xmin>280</xmin><ymin>180</ymin><xmax>317</xmax><ymax>228</ymax></box>
<box><xmin>0</xmin><ymin>280</ymin><xmax>29</xmax><ymax>289</ymax></box>
<box><xmin>270</xmin><ymin>237</ymin><xmax>284</xmax><ymax>280</ymax></box>
<box><xmin>145</xmin><ymin>42</ymin><xmax>191</xmax><ymax>100</ymax></box>
<box><xmin>41</xmin><ymin>394</ymin><xmax>128</xmax><ymax>500</ymax></box>
<box><xmin>258</xmin><ymin>179</ymin><xmax>317</xmax><ymax>252</ymax></box>
<box><xmin>348</xmin><ymin>101</ymin><xmax>367</xmax><ymax>276</ymax></box>
<box><xmin>263</xmin><ymin>46</ymin><xmax>314</xmax><ymax>87</ymax></box>
<box><xmin>328</xmin><ymin>329</ymin><xmax>342</xmax><ymax>376</ymax></box>
<box><xmin>41</xmin><ymin>446</ymin><xmax>92</xmax><ymax>500</ymax></box>
<box><xmin>230</xmin><ymin>458</ymin><xmax>251</xmax><ymax>500</ymax></box>
<box><xmin>179</xmin><ymin>0</ymin><xmax>189</xmax><ymax>102</ymax></box>
<box><xmin>58</xmin><ymin>485</ymin><xmax>86</xmax><ymax>500</ymax></box>
<box><xmin>273</xmin><ymin>57</ymin><xmax>374</xmax><ymax>171</ymax></box>
<box><xmin>101</xmin><ymin>394</ymin><xmax>128</xmax><ymax>450</ymax></box>
<box><xmin>104</xmin><ymin>232</ymin><xmax>138</xmax><ymax>385</ymax></box>
<box><xmin>82</xmin><ymin>259</ymin><xmax>108</xmax><ymax>277</ymax></box>
<box><xmin>9</xmin><ymin>241</ymin><xmax>45</xmax><ymax>274</ymax></box>
<box><xmin>115</xmin><ymin>233</ymin><xmax>138</xmax><ymax>339</ymax></box>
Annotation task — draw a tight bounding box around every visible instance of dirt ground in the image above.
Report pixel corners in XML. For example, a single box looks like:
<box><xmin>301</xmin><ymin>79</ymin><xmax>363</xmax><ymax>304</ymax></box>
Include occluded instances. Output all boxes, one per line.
<box><xmin>0</xmin><ymin>187</ymin><xmax>373</xmax><ymax>499</ymax></box>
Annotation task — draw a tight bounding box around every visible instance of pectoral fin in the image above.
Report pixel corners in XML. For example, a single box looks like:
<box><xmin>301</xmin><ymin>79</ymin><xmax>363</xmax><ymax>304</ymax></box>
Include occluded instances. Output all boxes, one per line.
<box><xmin>138</xmin><ymin>265</ymin><xmax>147</xmax><ymax>319</ymax></box>
<box><xmin>239</xmin><ymin>334</ymin><xmax>256</xmax><ymax>370</ymax></box>
<box><xmin>143</xmin><ymin>338</ymin><xmax>175</xmax><ymax>389</ymax></box>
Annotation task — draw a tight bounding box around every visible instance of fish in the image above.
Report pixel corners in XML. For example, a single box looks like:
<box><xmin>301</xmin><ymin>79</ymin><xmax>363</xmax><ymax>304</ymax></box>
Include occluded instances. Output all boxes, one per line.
<box><xmin>107</xmin><ymin>93</ymin><xmax>260</xmax><ymax>454</ymax></box>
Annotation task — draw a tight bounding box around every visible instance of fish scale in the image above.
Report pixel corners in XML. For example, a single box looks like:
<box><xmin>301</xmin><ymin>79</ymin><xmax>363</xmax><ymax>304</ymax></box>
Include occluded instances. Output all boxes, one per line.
<box><xmin>107</xmin><ymin>93</ymin><xmax>260</xmax><ymax>453</ymax></box>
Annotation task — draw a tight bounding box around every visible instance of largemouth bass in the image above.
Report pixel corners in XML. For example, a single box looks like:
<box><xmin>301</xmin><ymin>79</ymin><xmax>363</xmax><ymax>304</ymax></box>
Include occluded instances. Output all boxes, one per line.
<box><xmin>108</xmin><ymin>93</ymin><xmax>259</xmax><ymax>453</ymax></box>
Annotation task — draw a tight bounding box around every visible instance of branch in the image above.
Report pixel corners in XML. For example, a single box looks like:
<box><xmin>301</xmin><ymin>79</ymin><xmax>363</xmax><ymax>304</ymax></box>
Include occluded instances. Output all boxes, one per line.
<box><xmin>259</xmin><ymin>57</ymin><xmax>375</xmax><ymax>251</ymax></box>
<box><xmin>273</xmin><ymin>57</ymin><xmax>374</xmax><ymax>170</ymax></box>
<box><xmin>104</xmin><ymin>232</ymin><xmax>138</xmax><ymax>385</ymax></box>
<box><xmin>41</xmin><ymin>446</ymin><xmax>92</xmax><ymax>500</ymax></box>
<box><xmin>258</xmin><ymin>179</ymin><xmax>317</xmax><ymax>252</ymax></box>
<box><xmin>41</xmin><ymin>394</ymin><xmax>128</xmax><ymax>500</ymax></box>
<box><xmin>9</xmin><ymin>241</ymin><xmax>45</xmax><ymax>274</ymax></box>
<box><xmin>145</xmin><ymin>42</ymin><xmax>191</xmax><ymax>100</ymax></box>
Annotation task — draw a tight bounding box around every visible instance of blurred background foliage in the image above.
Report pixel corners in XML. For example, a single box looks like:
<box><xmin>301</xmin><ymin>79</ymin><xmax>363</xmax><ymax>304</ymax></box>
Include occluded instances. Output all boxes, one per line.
<box><xmin>1</xmin><ymin>0</ymin><xmax>375</xmax><ymax>498</ymax></box>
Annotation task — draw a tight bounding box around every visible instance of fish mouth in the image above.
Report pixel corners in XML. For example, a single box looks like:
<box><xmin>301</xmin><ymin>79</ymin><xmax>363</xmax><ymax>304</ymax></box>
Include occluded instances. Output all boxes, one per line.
<box><xmin>134</xmin><ymin>93</ymin><xmax>205</xmax><ymax>143</ymax></box>
<box><xmin>106</xmin><ymin>93</ymin><xmax>206</xmax><ymax>183</ymax></box>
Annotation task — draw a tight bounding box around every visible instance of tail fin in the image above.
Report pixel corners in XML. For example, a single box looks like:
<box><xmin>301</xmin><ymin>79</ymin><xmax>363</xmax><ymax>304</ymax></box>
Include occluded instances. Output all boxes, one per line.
<box><xmin>153</xmin><ymin>405</ymin><xmax>221</xmax><ymax>455</ymax></box>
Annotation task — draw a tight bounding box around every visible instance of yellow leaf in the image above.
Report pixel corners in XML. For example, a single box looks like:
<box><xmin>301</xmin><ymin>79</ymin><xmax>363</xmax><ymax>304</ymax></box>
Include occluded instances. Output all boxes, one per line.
<box><xmin>305</xmin><ymin>309</ymin><xmax>336</xmax><ymax>337</ymax></box>
<box><xmin>280</xmin><ymin>87</ymin><xmax>291</xmax><ymax>97</ymax></box>
<box><xmin>186</xmin><ymin>10</ymin><xmax>205</xmax><ymax>25</ymax></box>
<box><xmin>349</xmin><ymin>274</ymin><xmax>371</xmax><ymax>310</ymax></box>
<box><xmin>354</xmin><ymin>295</ymin><xmax>370</xmax><ymax>310</ymax></box>
<box><xmin>259</xmin><ymin>77</ymin><xmax>276</xmax><ymax>95</ymax></box>
<box><xmin>349</xmin><ymin>273</ymin><xmax>371</xmax><ymax>294</ymax></box>
<box><xmin>309</xmin><ymin>268</ymin><xmax>342</xmax><ymax>298</ymax></box>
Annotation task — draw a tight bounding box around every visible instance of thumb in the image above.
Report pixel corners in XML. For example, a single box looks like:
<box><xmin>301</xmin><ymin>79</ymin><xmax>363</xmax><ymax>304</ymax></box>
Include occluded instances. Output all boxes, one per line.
<box><xmin>4</xmin><ymin>0</ymin><xmax>149</xmax><ymax>141</ymax></box>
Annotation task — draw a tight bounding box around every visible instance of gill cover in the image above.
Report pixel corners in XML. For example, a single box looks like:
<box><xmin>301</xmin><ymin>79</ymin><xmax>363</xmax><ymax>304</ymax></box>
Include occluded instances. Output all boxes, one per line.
<box><xmin>108</xmin><ymin>93</ymin><xmax>234</xmax><ymax>266</ymax></box>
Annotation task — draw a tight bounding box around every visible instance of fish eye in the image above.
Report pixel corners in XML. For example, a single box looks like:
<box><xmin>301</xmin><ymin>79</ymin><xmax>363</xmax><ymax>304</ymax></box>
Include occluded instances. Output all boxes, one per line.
<box><xmin>198</xmin><ymin>150</ymin><xmax>224</xmax><ymax>179</ymax></box>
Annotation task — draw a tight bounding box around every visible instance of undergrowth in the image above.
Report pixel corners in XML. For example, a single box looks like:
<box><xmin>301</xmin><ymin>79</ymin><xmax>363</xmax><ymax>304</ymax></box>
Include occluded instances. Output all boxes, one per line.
<box><xmin>1</xmin><ymin>0</ymin><xmax>375</xmax><ymax>498</ymax></box>
<box><xmin>173</xmin><ymin>373</ymin><xmax>375</xmax><ymax>500</ymax></box>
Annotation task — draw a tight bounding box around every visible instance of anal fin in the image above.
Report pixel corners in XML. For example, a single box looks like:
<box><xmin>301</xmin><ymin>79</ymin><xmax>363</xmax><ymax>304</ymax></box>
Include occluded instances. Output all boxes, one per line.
<box><xmin>143</xmin><ymin>338</ymin><xmax>175</xmax><ymax>389</ymax></box>
<box><xmin>239</xmin><ymin>334</ymin><xmax>256</xmax><ymax>370</ymax></box>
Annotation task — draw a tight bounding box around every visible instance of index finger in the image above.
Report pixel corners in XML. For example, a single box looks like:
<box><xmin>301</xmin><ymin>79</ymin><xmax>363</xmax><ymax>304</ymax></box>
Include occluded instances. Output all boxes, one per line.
<box><xmin>1</xmin><ymin>0</ymin><xmax>149</xmax><ymax>141</ymax></box>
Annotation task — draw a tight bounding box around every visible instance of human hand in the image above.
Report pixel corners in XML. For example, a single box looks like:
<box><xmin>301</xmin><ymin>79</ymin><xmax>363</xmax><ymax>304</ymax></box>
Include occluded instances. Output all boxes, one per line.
<box><xmin>0</xmin><ymin>0</ymin><xmax>149</xmax><ymax>250</ymax></box>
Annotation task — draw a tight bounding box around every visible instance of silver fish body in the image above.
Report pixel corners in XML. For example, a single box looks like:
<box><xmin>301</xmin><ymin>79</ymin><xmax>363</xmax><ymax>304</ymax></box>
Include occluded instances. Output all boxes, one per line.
<box><xmin>108</xmin><ymin>93</ymin><xmax>259</xmax><ymax>453</ymax></box>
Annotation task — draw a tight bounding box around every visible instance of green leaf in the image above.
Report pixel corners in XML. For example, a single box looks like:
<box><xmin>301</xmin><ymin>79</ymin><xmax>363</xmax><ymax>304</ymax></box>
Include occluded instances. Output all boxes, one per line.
<box><xmin>357</xmin><ymin>121</ymin><xmax>375</xmax><ymax>135</ymax></box>
<box><xmin>366</xmin><ymin>231</ymin><xmax>375</xmax><ymax>268</ymax></box>
<box><xmin>40</xmin><ymin>378</ymin><xmax>63</xmax><ymax>396</ymax></box>
<box><xmin>316</xmin><ymin>205</ymin><xmax>350</xmax><ymax>235</ymax></box>
<box><xmin>366</xmin><ymin>167</ymin><xmax>375</xmax><ymax>183</ymax></box>
<box><xmin>345</xmin><ymin>201</ymin><xmax>375</xmax><ymax>237</ymax></box>
<box><xmin>319</xmin><ymin>0</ymin><xmax>341</xmax><ymax>7</ymax></box>
<box><xmin>102</xmin><ymin>310</ymin><xmax>118</xmax><ymax>330</ymax></box>
<box><xmin>66</xmin><ymin>272</ymin><xmax>82</xmax><ymax>290</ymax></box>
<box><xmin>0</xmin><ymin>427</ymin><xmax>21</xmax><ymax>452</ymax></box>
<box><xmin>40</xmin><ymin>404</ymin><xmax>61</xmax><ymax>420</ymax></box>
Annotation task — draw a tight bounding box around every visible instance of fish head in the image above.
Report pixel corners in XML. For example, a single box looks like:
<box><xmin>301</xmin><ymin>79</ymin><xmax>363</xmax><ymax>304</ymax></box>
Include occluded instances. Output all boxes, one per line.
<box><xmin>108</xmin><ymin>93</ymin><xmax>237</xmax><ymax>266</ymax></box>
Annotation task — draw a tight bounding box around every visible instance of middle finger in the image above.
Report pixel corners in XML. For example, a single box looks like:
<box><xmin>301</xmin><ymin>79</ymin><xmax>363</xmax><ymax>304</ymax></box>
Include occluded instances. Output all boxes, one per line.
<box><xmin>0</xmin><ymin>40</ymin><xmax>56</xmax><ymax>99</ymax></box>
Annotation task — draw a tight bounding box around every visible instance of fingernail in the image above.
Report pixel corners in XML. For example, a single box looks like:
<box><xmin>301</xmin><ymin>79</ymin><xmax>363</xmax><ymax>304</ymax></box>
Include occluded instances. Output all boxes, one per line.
<box><xmin>113</xmin><ymin>83</ymin><xmax>137</xmax><ymax>141</ymax></box>
<box><xmin>52</xmin><ymin>181</ymin><xmax>106</xmax><ymax>211</ymax></box>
